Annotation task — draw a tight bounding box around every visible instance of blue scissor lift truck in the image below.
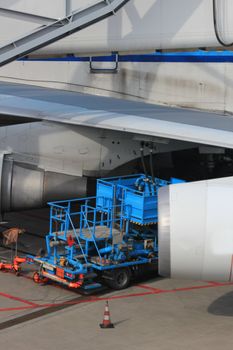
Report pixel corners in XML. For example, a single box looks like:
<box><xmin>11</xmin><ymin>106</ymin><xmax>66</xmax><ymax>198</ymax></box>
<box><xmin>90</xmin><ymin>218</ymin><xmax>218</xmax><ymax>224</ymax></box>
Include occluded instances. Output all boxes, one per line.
<box><xmin>31</xmin><ymin>174</ymin><xmax>182</xmax><ymax>291</ymax></box>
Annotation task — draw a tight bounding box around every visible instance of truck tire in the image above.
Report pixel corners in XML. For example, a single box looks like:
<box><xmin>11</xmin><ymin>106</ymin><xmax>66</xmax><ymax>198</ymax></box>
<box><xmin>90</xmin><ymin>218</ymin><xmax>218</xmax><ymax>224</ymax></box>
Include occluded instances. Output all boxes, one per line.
<box><xmin>107</xmin><ymin>268</ymin><xmax>131</xmax><ymax>290</ymax></box>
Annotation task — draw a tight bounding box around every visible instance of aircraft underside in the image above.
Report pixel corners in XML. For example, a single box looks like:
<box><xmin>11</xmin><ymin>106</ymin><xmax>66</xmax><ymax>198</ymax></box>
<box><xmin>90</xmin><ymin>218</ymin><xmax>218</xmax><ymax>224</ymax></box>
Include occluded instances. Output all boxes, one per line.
<box><xmin>0</xmin><ymin>0</ymin><xmax>233</xmax><ymax>284</ymax></box>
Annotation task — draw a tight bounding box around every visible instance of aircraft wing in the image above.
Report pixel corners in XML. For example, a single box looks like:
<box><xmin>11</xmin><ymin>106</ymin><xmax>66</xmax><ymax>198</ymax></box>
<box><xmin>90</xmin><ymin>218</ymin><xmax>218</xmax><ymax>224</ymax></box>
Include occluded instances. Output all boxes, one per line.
<box><xmin>0</xmin><ymin>81</ymin><xmax>232</xmax><ymax>149</ymax></box>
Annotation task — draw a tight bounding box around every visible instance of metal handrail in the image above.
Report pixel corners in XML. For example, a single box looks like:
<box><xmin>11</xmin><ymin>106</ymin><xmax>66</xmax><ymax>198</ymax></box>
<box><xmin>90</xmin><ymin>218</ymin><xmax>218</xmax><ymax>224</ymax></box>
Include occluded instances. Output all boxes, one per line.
<box><xmin>67</xmin><ymin>213</ymin><xmax>88</xmax><ymax>264</ymax></box>
<box><xmin>89</xmin><ymin>53</ymin><xmax>119</xmax><ymax>74</ymax></box>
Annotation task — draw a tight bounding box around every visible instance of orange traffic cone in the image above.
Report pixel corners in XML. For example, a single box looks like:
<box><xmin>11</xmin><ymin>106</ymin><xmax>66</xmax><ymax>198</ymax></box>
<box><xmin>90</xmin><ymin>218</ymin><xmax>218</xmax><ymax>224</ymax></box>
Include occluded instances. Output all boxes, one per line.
<box><xmin>99</xmin><ymin>301</ymin><xmax>114</xmax><ymax>329</ymax></box>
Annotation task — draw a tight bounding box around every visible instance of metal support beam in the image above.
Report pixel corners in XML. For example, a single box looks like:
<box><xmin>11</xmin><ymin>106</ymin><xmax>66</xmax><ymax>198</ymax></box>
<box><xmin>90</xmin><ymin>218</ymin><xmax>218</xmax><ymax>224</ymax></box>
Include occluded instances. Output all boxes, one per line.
<box><xmin>66</xmin><ymin>0</ymin><xmax>72</xmax><ymax>17</ymax></box>
<box><xmin>0</xmin><ymin>8</ymin><xmax>57</xmax><ymax>23</ymax></box>
<box><xmin>0</xmin><ymin>0</ymin><xmax>130</xmax><ymax>67</ymax></box>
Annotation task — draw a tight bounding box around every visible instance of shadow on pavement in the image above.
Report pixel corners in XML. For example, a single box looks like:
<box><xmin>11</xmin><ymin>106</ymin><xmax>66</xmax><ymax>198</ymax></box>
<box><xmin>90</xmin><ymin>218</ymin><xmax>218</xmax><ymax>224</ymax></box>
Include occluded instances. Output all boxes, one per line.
<box><xmin>208</xmin><ymin>291</ymin><xmax>233</xmax><ymax>317</ymax></box>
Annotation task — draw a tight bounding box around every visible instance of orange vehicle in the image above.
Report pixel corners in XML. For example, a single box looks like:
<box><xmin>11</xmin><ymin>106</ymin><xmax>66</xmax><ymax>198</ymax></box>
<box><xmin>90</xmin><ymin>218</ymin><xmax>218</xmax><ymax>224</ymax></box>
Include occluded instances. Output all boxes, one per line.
<box><xmin>0</xmin><ymin>256</ymin><xmax>27</xmax><ymax>276</ymax></box>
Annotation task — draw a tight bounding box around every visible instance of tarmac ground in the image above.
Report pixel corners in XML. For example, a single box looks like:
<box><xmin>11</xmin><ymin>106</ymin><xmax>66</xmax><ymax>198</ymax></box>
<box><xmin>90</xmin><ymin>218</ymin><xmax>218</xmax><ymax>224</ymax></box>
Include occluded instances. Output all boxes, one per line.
<box><xmin>0</xmin><ymin>208</ymin><xmax>233</xmax><ymax>350</ymax></box>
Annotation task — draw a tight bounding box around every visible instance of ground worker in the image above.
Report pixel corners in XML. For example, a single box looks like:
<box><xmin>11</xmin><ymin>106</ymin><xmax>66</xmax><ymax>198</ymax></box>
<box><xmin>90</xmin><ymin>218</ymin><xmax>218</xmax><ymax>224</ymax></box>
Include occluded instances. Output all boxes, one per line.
<box><xmin>2</xmin><ymin>228</ymin><xmax>26</xmax><ymax>246</ymax></box>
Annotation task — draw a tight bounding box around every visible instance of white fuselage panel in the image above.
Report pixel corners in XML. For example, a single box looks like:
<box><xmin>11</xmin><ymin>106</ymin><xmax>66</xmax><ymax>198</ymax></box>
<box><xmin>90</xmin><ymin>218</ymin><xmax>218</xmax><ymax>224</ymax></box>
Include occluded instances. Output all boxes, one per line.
<box><xmin>0</xmin><ymin>0</ymin><xmax>233</xmax><ymax>54</ymax></box>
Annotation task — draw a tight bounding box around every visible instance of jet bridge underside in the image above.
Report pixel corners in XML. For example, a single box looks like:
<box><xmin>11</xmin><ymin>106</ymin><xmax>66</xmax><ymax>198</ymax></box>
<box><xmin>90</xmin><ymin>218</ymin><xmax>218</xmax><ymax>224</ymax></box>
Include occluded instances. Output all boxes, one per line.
<box><xmin>0</xmin><ymin>0</ymin><xmax>130</xmax><ymax>67</ymax></box>
<box><xmin>0</xmin><ymin>0</ymin><xmax>233</xmax><ymax>57</ymax></box>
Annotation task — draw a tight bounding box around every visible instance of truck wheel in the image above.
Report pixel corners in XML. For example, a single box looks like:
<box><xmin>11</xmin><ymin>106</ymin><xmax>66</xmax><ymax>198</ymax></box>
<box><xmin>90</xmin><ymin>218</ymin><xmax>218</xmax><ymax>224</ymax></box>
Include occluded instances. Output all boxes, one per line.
<box><xmin>33</xmin><ymin>271</ymin><xmax>41</xmax><ymax>283</ymax></box>
<box><xmin>108</xmin><ymin>268</ymin><xmax>131</xmax><ymax>290</ymax></box>
<box><xmin>33</xmin><ymin>271</ymin><xmax>48</xmax><ymax>284</ymax></box>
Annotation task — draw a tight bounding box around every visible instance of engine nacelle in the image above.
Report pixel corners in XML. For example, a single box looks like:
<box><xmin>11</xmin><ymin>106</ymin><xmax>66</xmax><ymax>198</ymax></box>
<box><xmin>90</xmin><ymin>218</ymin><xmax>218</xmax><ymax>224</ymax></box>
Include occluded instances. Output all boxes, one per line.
<box><xmin>0</xmin><ymin>154</ymin><xmax>87</xmax><ymax>212</ymax></box>
<box><xmin>158</xmin><ymin>177</ymin><xmax>233</xmax><ymax>283</ymax></box>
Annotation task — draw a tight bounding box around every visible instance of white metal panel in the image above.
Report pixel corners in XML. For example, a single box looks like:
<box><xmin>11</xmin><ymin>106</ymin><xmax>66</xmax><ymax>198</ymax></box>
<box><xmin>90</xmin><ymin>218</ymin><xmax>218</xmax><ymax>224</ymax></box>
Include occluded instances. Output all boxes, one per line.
<box><xmin>0</xmin><ymin>0</ymin><xmax>66</xmax><ymax>19</ymax></box>
<box><xmin>33</xmin><ymin>0</ymin><xmax>233</xmax><ymax>54</ymax></box>
<box><xmin>0</xmin><ymin>16</ymin><xmax>38</xmax><ymax>46</ymax></box>
<box><xmin>158</xmin><ymin>177</ymin><xmax>233</xmax><ymax>282</ymax></box>
<box><xmin>202</xmin><ymin>183</ymin><xmax>233</xmax><ymax>281</ymax></box>
<box><xmin>170</xmin><ymin>181</ymin><xmax>206</xmax><ymax>280</ymax></box>
<box><xmin>0</xmin><ymin>0</ymin><xmax>233</xmax><ymax>55</ymax></box>
<box><xmin>70</xmin><ymin>0</ymin><xmax>101</xmax><ymax>11</ymax></box>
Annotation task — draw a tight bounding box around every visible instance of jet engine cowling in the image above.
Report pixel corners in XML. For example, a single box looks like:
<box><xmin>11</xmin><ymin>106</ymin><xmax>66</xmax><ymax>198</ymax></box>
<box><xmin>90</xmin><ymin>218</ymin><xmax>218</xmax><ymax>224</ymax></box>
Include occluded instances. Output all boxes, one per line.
<box><xmin>158</xmin><ymin>177</ymin><xmax>233</xmax><ymax>283</ymax></box>
<box><xmin>0</xmin><ymin>154</ymin><xmax>87</xmax><ymax>212</ymax></box>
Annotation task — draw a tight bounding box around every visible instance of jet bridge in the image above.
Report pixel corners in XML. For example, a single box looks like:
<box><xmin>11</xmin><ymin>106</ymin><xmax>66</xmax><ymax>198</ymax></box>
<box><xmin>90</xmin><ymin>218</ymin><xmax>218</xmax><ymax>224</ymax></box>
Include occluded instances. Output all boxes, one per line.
<box><xmin>0</xmin><ymin>0</ymin><xmax>129</xmax><ymax>67</ymax></box>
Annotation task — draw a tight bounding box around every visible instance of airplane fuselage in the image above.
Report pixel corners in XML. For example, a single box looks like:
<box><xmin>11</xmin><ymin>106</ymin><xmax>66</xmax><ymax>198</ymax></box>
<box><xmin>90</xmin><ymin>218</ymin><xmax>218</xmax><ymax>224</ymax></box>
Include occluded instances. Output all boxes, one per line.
<box><xmin>0</xmin><ymin>0</ymin><xmax>233</xmax><ymax>56</ymax></box>
<box><xmin>0</xmin><ymin>120</ymin><xmax>195</xmax><ymax>212</ymax></box>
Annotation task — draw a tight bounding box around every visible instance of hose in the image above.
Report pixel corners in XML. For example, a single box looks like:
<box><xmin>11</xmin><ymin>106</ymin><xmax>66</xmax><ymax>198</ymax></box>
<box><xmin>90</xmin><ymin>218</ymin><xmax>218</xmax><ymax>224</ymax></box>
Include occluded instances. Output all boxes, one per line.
<box><xmin>140</xmin><ymin>143</ymin><xmax>148</xmax><ymax>178</ymax></box>
<box><xmin>149</xmin><ymin>144</ymin><xmax>155</xmax><ymax>184</ymax></box>
<box><xmin>213</xmin><ymin>0</ymin><xmax>233</xmax><ymax>47</ymax></box>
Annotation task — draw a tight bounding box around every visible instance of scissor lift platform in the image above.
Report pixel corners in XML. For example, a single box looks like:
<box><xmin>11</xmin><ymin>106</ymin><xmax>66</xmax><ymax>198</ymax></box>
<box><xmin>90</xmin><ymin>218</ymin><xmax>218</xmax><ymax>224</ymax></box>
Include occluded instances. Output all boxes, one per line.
<box><xmin>30</xmin><ymin>174</ymin><xmax>184</xmax><ymax>290</ymax></box>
